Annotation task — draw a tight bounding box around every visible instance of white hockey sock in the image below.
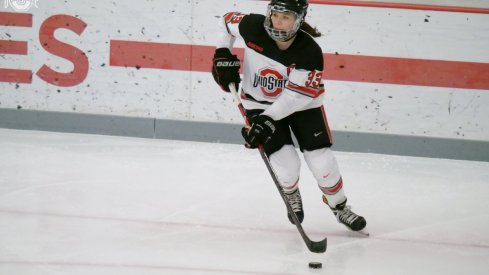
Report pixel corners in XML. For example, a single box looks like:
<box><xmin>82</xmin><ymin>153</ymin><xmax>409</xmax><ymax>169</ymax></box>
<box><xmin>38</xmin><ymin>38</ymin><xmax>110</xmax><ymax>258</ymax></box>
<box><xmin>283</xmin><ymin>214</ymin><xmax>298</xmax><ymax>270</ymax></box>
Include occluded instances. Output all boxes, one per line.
<box><xmin>304</xmin><ymin>147</ymin><xmax>346</xmax><ymax>207</ymax></box>
<box><xmin>269</xmin><ymin>145</ymin><xmax>301</xmax><ymax>190</ymax></box>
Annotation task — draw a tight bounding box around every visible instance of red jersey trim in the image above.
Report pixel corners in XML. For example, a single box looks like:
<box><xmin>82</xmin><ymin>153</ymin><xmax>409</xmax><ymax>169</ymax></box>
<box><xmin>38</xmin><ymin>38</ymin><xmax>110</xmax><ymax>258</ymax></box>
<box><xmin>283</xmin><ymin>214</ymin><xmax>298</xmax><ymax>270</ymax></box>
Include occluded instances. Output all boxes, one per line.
<box><xmin>286</xmin><ymin>82</ymin><xmax>325</xmax><ymax>98</ymax></box>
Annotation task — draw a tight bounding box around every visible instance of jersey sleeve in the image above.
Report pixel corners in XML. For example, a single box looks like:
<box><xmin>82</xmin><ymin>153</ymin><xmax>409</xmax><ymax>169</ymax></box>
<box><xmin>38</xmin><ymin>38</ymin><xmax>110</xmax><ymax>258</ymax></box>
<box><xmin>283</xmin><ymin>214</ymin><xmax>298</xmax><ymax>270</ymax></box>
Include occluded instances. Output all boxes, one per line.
<box><xmin>216</xmin><ymin>12</ymin><xmax>247</xmax><ymax>49</ymax></box>
<box><xmin>287</xmin><ymin>43</ymin><xmax>325</xmax><ymax>98</ymax></box>
<box><xmin>287</xmin><ymin>68</ymin><xmax>325</xmax><ymax>98</ymax></box>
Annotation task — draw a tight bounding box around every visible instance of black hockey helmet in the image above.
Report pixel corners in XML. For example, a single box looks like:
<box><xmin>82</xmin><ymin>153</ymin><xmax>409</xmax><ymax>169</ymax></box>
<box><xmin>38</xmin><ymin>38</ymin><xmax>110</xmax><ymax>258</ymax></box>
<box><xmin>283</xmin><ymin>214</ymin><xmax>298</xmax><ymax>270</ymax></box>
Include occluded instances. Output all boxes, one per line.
<box><xmin>264</xmin><ymin>0</ymin><xmax>309</xmax><ymax>42</ymax></box>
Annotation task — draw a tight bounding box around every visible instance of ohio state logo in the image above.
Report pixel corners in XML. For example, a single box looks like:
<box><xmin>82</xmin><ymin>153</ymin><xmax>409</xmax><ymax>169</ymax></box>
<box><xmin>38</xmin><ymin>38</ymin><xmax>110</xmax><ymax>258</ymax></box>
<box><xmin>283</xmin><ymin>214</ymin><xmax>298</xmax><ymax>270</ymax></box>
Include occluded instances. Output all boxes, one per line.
<box><xmin>253</xmin><ymin>68</ymin><xmax>287</xmax><ymax>97</ymax></box>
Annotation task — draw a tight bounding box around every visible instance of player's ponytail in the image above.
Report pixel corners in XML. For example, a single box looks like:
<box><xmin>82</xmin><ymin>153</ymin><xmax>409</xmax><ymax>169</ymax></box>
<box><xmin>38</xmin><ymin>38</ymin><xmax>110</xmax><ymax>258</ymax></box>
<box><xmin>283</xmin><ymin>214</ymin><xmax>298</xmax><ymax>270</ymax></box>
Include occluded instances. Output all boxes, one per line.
<box><xmin>300</xmin><ymin>21</ymin><xmax>321</xmax><ymax>38</ymax></box>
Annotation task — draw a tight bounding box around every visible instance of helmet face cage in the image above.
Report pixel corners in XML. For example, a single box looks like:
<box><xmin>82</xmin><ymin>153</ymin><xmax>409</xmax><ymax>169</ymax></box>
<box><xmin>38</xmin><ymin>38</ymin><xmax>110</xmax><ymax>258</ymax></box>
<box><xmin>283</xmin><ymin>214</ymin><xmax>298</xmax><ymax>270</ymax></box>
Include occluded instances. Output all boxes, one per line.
<box><xmin>264</xmin><ymin>0</ymin><xmax>308</xmax><ymax>42</ymax></box>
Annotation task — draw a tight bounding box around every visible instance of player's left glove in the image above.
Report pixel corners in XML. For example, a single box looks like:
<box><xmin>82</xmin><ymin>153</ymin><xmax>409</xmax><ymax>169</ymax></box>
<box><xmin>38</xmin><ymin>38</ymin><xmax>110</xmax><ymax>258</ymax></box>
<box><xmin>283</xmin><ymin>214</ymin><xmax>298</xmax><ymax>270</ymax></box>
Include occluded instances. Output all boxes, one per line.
<box><xmin>212</xmin><ymin>48</ymin><xmax>241</xmax><ymax>92</ymax></box>
<box><xmin>241</xmin><ymin>115</ymin><xmax>277</xmax><ymax>148</ymax></box>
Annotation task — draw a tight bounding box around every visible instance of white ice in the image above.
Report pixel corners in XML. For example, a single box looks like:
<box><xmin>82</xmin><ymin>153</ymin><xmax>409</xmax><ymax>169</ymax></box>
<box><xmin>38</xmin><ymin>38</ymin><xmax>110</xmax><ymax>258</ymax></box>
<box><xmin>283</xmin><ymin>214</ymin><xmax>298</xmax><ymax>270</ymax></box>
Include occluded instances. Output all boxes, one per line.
<box><xmin>1</xmin><ymin>128</ymin><xmax>488</xmax><ymax>275</ymax></box>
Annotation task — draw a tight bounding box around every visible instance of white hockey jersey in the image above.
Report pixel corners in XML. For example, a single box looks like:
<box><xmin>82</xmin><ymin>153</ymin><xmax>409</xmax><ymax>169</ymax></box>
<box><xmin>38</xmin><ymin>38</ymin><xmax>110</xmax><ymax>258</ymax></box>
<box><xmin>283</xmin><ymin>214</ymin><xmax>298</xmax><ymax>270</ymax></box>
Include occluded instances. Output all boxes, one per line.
<box><xmin>216</xmin><ymin>12</ymin><xmax>325</xmax><ymax>121</ymax></box>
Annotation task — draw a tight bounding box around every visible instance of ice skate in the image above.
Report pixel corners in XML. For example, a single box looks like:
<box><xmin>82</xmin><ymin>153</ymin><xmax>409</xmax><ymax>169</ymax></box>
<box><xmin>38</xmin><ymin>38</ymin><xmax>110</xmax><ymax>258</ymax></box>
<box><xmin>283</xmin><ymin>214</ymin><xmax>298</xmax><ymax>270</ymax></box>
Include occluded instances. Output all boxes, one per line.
<box><xmin>284</xmin><ymin>188</ymin><xmax>304</xmax><ymax>225</ymax></box>
<box><xmin>325</xmin><ymin>196</ymin><xmax>369</xmax><ymax>236</ymax></box>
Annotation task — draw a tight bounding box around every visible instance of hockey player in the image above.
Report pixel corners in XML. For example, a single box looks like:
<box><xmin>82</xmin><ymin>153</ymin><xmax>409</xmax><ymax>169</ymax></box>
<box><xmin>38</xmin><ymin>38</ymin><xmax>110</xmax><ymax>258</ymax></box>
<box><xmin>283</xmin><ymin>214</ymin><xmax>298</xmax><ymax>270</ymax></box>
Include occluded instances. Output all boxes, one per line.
<box><xmin>212</xmin><ymin>0</ymin><xmax>367</xmax><ymax>233</ymax></box>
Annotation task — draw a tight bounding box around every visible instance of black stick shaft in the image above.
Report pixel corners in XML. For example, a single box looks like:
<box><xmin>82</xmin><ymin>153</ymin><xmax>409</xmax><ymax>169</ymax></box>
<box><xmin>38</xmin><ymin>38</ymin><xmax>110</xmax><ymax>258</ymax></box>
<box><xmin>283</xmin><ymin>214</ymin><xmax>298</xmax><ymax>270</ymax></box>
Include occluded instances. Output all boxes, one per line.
<box><xmin>228</xmin><ymin>83</ymin><xmax>327</xmax><ymax>253</ymax></box>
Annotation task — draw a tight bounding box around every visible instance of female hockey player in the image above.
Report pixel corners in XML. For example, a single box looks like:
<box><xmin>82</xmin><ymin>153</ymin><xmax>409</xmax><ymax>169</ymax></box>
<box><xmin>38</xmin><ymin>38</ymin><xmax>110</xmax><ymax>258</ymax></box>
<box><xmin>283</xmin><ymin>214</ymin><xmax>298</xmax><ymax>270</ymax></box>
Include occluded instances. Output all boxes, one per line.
<box><xmin>211</xmin><ymin>0</ymin><xmax>367</xmax><ymax>233</ymax></box>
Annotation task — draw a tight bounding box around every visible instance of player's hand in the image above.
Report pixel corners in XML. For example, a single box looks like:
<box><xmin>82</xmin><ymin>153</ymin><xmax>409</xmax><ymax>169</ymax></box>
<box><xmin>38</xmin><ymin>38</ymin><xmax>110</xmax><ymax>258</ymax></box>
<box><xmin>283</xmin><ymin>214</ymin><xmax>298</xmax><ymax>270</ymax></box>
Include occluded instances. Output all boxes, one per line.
<box><xmin>212</xmin><ymin>48</ymin><xmax>241</xmax><ymax>92</ymax></box>
<box><xmin>241</xmin><ymin>115</ymin><xmax>276</xmax><ymax>148</ymax></box>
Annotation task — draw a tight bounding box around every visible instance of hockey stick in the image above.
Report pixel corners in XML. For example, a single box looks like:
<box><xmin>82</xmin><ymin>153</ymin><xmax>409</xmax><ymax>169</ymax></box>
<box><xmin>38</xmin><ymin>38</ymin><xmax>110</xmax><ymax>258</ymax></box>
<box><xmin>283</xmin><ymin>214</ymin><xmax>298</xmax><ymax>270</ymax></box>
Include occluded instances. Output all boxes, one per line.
<box><xmin>228</xmin><ymin>83</ymin><xmax>327</xmax><ymax>253</ymax></box>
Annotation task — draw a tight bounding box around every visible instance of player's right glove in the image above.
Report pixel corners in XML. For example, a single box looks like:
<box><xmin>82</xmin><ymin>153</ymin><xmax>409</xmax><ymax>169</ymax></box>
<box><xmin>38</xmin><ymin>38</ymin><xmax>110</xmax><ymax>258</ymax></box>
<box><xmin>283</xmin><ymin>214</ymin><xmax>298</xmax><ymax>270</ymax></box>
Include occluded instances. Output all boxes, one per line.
<box><xmin>212</xmin><ymin>48</ymin><xmax>241</xmax><ymax>92</ymax></box>
<box><xmin>241</xmin><ymin>115</ymin><xmax>277</xmax><ymax>148</ymax></box>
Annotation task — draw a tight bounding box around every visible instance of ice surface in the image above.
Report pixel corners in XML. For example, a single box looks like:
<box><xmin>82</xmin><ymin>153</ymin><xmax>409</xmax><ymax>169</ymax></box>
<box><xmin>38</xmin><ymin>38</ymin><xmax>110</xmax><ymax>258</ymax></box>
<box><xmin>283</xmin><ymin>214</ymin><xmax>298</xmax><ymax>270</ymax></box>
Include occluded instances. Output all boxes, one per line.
<box><xmin>1</xmin><ymin>129</ymin><xmax>488</xmax><ymax>274</ymax></box>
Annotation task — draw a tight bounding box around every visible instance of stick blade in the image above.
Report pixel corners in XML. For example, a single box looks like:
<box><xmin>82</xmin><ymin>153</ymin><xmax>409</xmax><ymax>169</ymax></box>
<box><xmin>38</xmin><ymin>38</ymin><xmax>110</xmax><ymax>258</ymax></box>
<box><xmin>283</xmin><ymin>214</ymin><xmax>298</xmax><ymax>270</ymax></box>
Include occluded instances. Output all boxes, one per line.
<box><xmin>308</xmin><ymin>237</ymin><xmax>327</xmax><ymax>253</ymax></box>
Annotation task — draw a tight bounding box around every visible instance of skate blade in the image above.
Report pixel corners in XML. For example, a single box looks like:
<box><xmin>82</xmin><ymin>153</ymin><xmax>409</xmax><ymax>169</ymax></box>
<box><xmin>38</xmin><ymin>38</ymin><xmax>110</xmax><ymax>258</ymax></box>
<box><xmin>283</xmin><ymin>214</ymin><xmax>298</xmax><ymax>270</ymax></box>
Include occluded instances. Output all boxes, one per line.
<box><xmin>356</xmin><ymin>227</ymin><xmax>370</xmax><ymax>237</ymax></box>
<box><xmin>345</xmin><ymin>226</ymin><xmax>370</xmax><ymax>237</ymax></box>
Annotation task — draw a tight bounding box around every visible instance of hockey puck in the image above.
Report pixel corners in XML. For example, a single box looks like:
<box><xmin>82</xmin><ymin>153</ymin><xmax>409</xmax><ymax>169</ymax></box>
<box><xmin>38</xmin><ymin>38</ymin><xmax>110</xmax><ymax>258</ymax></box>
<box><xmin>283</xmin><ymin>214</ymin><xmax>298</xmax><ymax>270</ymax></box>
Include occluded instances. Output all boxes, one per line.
<box><xmin>308</xmin><ymin>262</ymin><xmax>322</xmax><ymax>269</ymax></box>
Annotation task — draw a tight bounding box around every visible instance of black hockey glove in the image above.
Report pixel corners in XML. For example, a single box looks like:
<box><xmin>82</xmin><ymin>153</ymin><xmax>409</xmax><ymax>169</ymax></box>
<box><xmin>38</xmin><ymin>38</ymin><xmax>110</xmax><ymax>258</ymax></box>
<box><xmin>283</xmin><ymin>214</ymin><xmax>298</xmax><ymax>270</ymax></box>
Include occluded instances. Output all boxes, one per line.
<box><xmin>241</xmin><ymin>115</ymin><xmax>277</xmax><ymax>148</ymax></box>
<box><xmin>212</xmin><ymin>48</ymin><xmax>241</xmax><ymax>92</ymax></box>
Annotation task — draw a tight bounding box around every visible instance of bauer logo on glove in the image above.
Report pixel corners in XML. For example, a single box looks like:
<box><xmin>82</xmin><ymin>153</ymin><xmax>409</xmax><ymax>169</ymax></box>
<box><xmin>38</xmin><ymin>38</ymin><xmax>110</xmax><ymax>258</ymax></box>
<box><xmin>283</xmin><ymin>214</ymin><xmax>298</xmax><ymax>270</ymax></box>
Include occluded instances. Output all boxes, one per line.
<box><xmin>215</xmin><ymin>60</ymin><xmax>241</xmax><ymax>67</ymax></box>
<box><xmin>212</xmin><ymin>48</ymin><xmax>241</xmax><ymax>92</ymax></box>
<box><xmin>241</xmin><ymin>115</ymin><xmax>277</xmax><ymax>148</ymax></box>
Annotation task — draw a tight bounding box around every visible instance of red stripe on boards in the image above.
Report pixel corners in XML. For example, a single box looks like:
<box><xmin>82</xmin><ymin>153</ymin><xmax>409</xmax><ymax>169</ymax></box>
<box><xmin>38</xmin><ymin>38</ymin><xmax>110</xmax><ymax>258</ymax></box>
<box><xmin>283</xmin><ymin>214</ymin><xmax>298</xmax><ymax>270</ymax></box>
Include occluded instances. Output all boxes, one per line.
<box><xmin>109</xmin><ymin>41</ymin><xmax>489</xmax><ymax>90</ymax></box>
<box><xmin>325</xmin><ymin>53</ymin><xmax>489</xmax><ymax>90</ymax></box>
<box><xmin>110</xmin><ymin>40</ymin><xmax>224</xmax><ymax>72</ymax></box>
<box><xmin>293</xmin><ymin>0</ymin><xmax>489</xmax><ymax>14</ymax></box>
